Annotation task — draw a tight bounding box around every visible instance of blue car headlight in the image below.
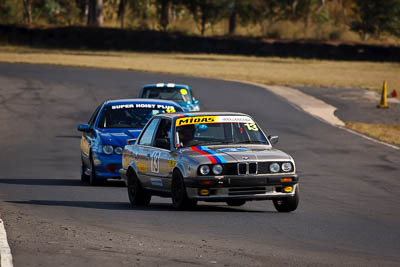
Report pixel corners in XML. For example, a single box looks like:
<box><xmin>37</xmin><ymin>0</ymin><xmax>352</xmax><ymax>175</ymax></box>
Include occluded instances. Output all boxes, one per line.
<box><xmin>102</xmin><ymin>145</ymin><xmax>114</xmax><ymax>155</ymax></box>
<box><xmin>114</xmin><ymin>146</ymin><xmax>123</xmax><ymax>155</ymax></box>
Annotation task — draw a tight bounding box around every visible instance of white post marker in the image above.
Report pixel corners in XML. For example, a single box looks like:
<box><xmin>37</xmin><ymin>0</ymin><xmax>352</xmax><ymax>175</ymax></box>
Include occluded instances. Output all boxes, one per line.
<box><xmin>0</xmin><ymin>218</ymin><xmax>13</xmax><ymax>267</ymax></box>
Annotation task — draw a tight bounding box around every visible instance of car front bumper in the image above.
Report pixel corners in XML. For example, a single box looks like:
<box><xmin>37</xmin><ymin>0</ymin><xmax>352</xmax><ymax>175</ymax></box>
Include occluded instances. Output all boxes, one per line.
<box><xmin>184</xmin><ymin>174</ymin><xmax>298</xmax><ymax>201</ymax></box>
<box><xmin>92</xmin><ymin>152</ymin><xmax>122</xmax><ymax>179</ymax></box>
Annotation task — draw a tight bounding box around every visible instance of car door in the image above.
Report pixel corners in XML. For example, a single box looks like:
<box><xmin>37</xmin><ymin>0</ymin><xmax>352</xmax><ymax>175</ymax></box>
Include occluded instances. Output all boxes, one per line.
<box><xmin>148</xmin><ymin>118</ymin><xmax>174</xmax><ymax>192</ymax></box>
<box><xmin>135</xmin><ymin>118</ymin><xmax>160</xmax><ymax>188</ymax></box>
<box><xmin>81</xmin><ymin>104</ymin><xmax>102</xmax><ymax>166</ymax></box>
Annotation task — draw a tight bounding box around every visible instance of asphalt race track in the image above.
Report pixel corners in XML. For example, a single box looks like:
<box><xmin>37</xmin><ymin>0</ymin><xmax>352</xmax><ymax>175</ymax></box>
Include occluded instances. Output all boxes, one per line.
<box><xmin>0</xmin><ymin>63</ymin><xmax>399</xmax><ymax>267</ymax></box>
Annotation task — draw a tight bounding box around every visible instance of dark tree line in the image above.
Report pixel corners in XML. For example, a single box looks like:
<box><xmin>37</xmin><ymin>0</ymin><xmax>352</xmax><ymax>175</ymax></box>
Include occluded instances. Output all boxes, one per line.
<box><xmin>1</xmin><ymin>0</ymin><xmax>400</xmax><ymax>39</ymax></box>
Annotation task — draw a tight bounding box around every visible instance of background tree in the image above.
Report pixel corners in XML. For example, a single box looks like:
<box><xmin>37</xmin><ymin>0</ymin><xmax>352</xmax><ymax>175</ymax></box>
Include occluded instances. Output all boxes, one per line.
<box><xmin>87</xmin><ymin>0</ymin><xmax>103</xmax><ymax>26</ymax></box>
<box><xmin>0</xmin><ymin>0</ymin><xmax>19</xmax><ymax>24</ymax></box>
<box><xmin>351</xmin><ymin>0</ymin><xmax>400</xmax><ymax>39</ymax></box>
<box><xmin>247</xmin><ymin>0</ymin><xmax>281</xmax><ymax>35</ymax></box>
<box><xmin>22</xmin><ymin>0</ymin><xmax>33</xmax><ymax>24</ymax></box>
<box><xmin>227</xmin><ymin>0</ymin><xmax>253</xmax><ymax>35</ymax></box>
<box><xmin>156</xmin><ymin>0</ymin><xmax>172</xmax><ymax>31</ymax></box>
<box><xmin>117</xmin><ymin>0</ymin><xmax>127</xmax><ymax>27</ymax></box>
<box><xmin>76</xmin><ymin>0</ymin><xmax>88</xmax><ymax>24</ymax></box>
<box><xmin>182</xmin><ymin>0</ymin><xmax>229</xmax><ymax>35</ymax></box>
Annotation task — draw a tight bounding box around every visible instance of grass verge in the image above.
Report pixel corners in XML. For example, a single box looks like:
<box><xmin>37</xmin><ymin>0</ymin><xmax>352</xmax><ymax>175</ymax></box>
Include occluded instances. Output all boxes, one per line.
<box><xmin>0</xmin><ymin>45</ymin><xmax>399</xmax><ymax>146</ymax></box>
<box><xmin>1</xmin><ymin>46</ymin><xmax>399</xmax><ymax>91</ymax></box>
<box><xmin>346</xmin><ymin>122</ymin><xmax>400</xmax><ymax>146</ymax></box>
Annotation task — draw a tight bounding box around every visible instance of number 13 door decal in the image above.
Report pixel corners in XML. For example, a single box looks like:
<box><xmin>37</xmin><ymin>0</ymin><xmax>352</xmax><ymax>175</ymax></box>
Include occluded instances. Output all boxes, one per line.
<box><xmin>151</xmin><ymin>151</ymin><xmax>161</xmax><ymax>173</ymax></box>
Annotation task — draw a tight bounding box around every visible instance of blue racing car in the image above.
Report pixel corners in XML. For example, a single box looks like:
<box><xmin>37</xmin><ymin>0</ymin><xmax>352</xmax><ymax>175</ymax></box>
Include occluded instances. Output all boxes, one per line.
<box><xmin>77</xmin><ymin>99</ymin><xmax>183</xmax><ymax>185</ymax></box>
<box><xmin>139</xmin><ymin>83</ymin><xmax>200</xmax><ymax>111</ymax></box>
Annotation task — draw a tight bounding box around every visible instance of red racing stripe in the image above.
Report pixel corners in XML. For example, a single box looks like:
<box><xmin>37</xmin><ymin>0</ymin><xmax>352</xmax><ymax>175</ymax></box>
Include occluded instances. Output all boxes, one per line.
<box><xmin>191</xmin><ymin>146</ymin><xmax>217</xmax><ymax>164</ymax></box>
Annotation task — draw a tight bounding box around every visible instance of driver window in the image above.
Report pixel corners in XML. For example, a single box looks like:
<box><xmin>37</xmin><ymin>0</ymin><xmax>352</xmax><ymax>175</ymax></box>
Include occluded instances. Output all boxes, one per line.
<box><xmin>88</xmin><ymin>104</ymin><xmax>102</xmax><ymax>127</ymax></box>
<box><xmin>153</xmin><ymin>119</ymin><xmax>172</xmax><ymax>150</ymax></box>
<box><xmin>138</xmin><ymin>118</ymin><xmax>160</xmax><ymax>146</ymax></box>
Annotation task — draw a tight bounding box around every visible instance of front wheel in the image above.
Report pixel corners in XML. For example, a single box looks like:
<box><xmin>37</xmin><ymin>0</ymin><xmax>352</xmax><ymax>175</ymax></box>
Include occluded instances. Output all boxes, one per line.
<box><xmin>89</xmin><ymin>155</ymin><xmax>98</xmax><ymax>186</ymax></box>
<box><xmin>273</xmin><ymin>186</ymin><xmax>299</xmax><ymax>212</ymax></box>
<box><xmin>127</xmin><ymin>172</ymin><xmax>151</xmax><ymax>206</ymax></box>
<box><xmin>81</xmin><ymin>158</ymin><xmax>89</xmax><ymax>182</ymax></box>
<box><xmin>171</xmin><ymin>171</ymin><xmax>197</xmax><ymax>210</ymax></box>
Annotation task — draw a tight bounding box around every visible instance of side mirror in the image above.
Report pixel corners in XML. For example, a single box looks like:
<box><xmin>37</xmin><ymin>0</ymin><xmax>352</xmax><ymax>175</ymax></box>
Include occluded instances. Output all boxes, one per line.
<box><xmin>268</xmin><ymin>135</ymin><xmax>279</xmax><ymax>145</ymax></box>
<box><xmin>193</xmin><ymin>99</ymin><xmax>199</xmax><ymax>105</ymax></box>
<box><xmin>77</xmin><ymin>124</ymin><xmax>91</xmax><ymax>132</ymax></box>
<box><xmin>126</xmin><ymin>138</ymin><xmax>137</xmax><ymax>145</ymax></box>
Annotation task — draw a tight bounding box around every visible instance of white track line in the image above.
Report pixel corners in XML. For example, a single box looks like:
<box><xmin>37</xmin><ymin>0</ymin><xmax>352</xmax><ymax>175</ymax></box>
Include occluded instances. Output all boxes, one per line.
<box><xmin>0</xmin><ymin>218</ymin><xmax>13</xmax><ymax>267</ymax></box>
<box><xmin>224</xmin><ymin>79</ymin><xmax>400</xmax><ymax>151</ymax></box>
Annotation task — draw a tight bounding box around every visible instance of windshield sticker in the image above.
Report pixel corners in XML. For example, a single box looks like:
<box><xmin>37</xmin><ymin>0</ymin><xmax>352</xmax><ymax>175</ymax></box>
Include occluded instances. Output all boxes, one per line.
<box><xmin>151</xmin><ymin>151</ymin><xmax>161</xmax><ymax>173</ymax></box>
<box><xmin>177</xmin><ymin>116</ymin><xmax>216</xmax><ymax>126</ymax></box>
<box><xmin>218</xmin><ymin>116</ymin><xmax>254</xmax><ymax>123</ymax></box>
<box><xmin>168</xmin><ymin>159</ymin><xmax>176</xmax><ymax>168</ymax></box>
<box><xmin>111</xmin><ymin>104</ymin><xmax>176</xmax><ymax>110</ymax></box>
<box><xmin>180</xmin><ymin>89</ymin><xmax>188</xmax><ymax>95</ymax></box>
<box><xmin>176</xmin><ymin>116</ymin><xmax>253</xmax><ymax>126</ymax></box>
<box><xmin>244</xmin><ymin>123</ymin><xmax>259</xmax><ymax>131</ymax></box>
<box><xmin>138</xmin><ymin>162</ymin><xmax>146</xmax><ymax>172</ymax></box>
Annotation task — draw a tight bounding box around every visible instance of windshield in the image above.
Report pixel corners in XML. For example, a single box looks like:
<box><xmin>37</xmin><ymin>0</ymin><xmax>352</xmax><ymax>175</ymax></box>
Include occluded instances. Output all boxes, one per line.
<box><xmin>142</xmin><ymin>87</ymin><xmax>191</xmax><ymax>103</ymax></box>
<box><xmin>98</xmin><ymin>103</ymin><xmax>178</xmax><ymax>129</ymax></box>
<box><xmin>175</xmin><ymin>115</ymin><xmax>269</xmax><ymax>147</ymax></box>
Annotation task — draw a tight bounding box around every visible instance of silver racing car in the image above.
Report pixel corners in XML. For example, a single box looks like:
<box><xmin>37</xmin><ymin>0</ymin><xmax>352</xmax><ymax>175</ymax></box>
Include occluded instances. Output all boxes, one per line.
<box><xmin>119</xmin><ymin>112</ymin><xmax>299</xmax><ymax>211</ymax></box>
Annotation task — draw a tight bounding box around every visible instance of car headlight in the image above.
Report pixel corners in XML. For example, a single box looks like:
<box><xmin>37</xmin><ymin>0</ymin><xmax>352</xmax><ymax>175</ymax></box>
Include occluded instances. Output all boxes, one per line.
<box><xmin>114</xmin><ymin>146</ymin><xmax>123</xmax><ymax>155</ymax></box>
<box><xmin>199</xmin><ymin>165</ymin><xmax>210</xmax><ymax>175</ymax></box>
<box><xmin>212</xmin><ymin>164</ymin><xmax>223</xmax><ymax>175</ymax></box>
<box><xmin>102</xmin><ymin>145</ymin><xmax>114</xmax><ymax>155</ymax></box>
<box><xmin>269</xmin><ymin>162</ymin><xmax>280</xmax><ymax>173</ymax></box>
<box><xmin>282</xmin><ymin>162</ymin><xmax>293</xmax><ymax>172</ymax></box>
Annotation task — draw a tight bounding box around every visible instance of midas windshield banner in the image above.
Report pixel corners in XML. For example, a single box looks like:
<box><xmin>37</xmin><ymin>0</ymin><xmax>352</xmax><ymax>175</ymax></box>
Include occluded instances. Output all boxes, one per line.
<box><xmin>111</xmin><ymin>104</ymin><xmax>176</xmax><ymax>112</ymax></box>
<box><xmin>176</xmin><ymin>116</ymin><xmax>254</xmax><ymax>126</ymax></box>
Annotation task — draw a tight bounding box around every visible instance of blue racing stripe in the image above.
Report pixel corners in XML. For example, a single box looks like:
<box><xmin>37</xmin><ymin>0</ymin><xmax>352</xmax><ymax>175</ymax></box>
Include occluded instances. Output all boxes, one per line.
<box><xmin>199</xmin><ymin>146</ymin><xmax>227</xmax><ymax>163</ymax></box>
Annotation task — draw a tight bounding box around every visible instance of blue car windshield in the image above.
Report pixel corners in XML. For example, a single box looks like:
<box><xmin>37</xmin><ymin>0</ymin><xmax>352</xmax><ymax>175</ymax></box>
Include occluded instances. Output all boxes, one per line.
<box><xmin>142</xmin><ymin>87</ymin><xmax>191</xmax><ymax>103</ymax></box>
<box><xmin>97</xmin><ymin>104</ymin><xmax>177</xmax><ymax>129</ymax></box>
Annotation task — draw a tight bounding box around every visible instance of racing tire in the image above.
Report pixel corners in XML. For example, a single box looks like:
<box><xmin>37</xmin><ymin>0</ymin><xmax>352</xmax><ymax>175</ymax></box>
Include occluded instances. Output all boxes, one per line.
<box><xmin>89</xmin><ymin>155</ymin><xmax>99</xmax><ymax>186</ymax></box>
<box><xmin>226</xmin><ymin>200</ymin><xmax>246</xmax><ymax>207</ymax></box>
<box><xmin>273</xmin><ymin>186</ymin><xmax>299</xmax><ymax>212</ymax></box>
<box><xmin>81</xmin><ymin>159</ymin><xmax>90</xmax><ymax>182</ymax></box>
<box><xmin>171</xmin><ymin>171</ymin><xmax>197</xmax><ymax>210</ymax></box>
<box><xmin>127</xmin><ymin>172</ymin><xmax>151</xmax><ymax>206</ymax></box>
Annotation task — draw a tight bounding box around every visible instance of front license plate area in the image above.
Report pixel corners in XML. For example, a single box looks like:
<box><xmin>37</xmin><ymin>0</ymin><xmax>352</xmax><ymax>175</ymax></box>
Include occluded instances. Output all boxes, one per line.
<box><xmin>228</xmin><ymin>177</ymin><xmax>267</xmax><ymax>187</ymax></box>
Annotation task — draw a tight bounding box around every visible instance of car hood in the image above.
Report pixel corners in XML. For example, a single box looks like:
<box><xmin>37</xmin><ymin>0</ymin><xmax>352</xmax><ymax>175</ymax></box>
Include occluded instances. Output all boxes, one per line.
<box><xmin>178</xmin><ymin>145</ymin><xmax>292</xmax><ymax>164</ymax></box>
<box><xmin>97</xmin><ymin>128</ymin><xmax>142</xmax><ymax>147</ymax></box>
<box><xmin>176</xmin><ymin>101</ymin><xmax>193</xmax><ymax>111</ymax></box>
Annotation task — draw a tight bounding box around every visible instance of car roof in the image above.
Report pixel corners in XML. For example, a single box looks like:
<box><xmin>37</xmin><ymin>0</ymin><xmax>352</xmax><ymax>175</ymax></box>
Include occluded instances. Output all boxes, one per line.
<box><xmin>154</xmin><ymin>111</ymin><xmax>250</xmax><ymax>119</ymax></box>
<box><xmin>142</xmin><ymin>83</ymin><xmax>190</xmax><ymax>90</ymax></box>
<box><xmin>103</xmin><ymin>98</ymin><xmax>181</xmax><ymax>107</ymax></box>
